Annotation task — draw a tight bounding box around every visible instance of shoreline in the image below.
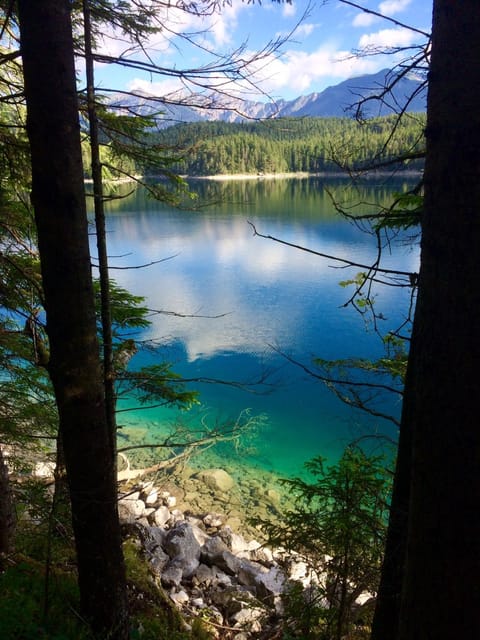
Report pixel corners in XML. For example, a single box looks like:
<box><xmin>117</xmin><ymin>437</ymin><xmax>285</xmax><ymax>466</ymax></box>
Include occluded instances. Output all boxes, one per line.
<box><xmin>117</xmin><ymin>428</ymin><xmax>296</xmax><ymax>538</ymax></box>
<box><xmin>145</xmin><ymin>169</ymin><xmax>423</xmax><ymax>183</ymax></box>
<box><xmin>85</xmin><ymin>169</ymin><xmax>422</xmax><ymax>185</ymax></box>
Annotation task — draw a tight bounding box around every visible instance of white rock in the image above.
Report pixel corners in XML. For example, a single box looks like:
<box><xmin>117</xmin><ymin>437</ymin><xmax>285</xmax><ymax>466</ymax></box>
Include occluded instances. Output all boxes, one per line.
<box><xmin>122</xmin><ymin>491</ymin><xmax>141</xmax><ymax>501</ymax></box>
<box><xmin>170</xmin><ymin>589</ymin><xmax>189</xmax><ymax>606</ymax></box>
<box><xmin>145</xmin><ymin>490</ymin><xmax>158</xmax><ymax>505</ymax></box>
<box><xmin>165</xmin><ymin>495</ymin><xmax>177</xmax><ymax>508</ymax></box>
<box><xmin>255</xmin><ymin>565</ymin><xmax>285</xmax><ymax>603</ymax></box>
<box><xmin>247</xmin><ymin>539</ymin><xmax>262</xmax><ymax>552</ymax></box>
<box><xmin>287</xmin><ymin>559</ymin><xmax>321</xmax><ymax>588</ymax></box>
<box><xmin>190</xmin><ymin>524</ymin><xmax>210</xmax><ymax>546</ymax></box>
<box><xmin>118</xmin><ymin>497</ymin><xmax>145</xmax><ymax>518</ymax></box>
<box><xmin>229</xmin><ymin>532</ymin><xmax>250</xmax><ymax>556</ymax></box>
<box><xmin>231</xmin><ymin>607</ymin><xmax>264</xmax><ymax>626</ymax></box>
<box><xmin>251</xmin><ymin>546</ymin><xmax>274</xmax><ymax>565</ymax></box>
<box><xmin>153</xmin><ymin>506</ymin><xmax>170</xmax><ymax>527</ymax></box>
<box><xmin>203</xmin><ymin>512</ymin><xmax>223</xmax><ymax>528</ymax></box>
<box><xmin>118</xmin><ymin>502</ymin><xmax>136</xmax><ymax>524</ymax></box>
<box><xmin>170</xmin><ymin>508</ymin><xmax>184</xmax><ymax>523</ymax></box>
<box><xmin>191</xmin><ymin>597</ymin><xmax>206</xmax><ymax>609</ymax></box>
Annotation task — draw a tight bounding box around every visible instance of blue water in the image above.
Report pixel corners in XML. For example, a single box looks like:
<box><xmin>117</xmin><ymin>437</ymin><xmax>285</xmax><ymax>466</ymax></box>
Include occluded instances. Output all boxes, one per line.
<box><xmin>93</xmin><ymin>177</ymin><xmax>419</xmax><ymax>476</ymax></box>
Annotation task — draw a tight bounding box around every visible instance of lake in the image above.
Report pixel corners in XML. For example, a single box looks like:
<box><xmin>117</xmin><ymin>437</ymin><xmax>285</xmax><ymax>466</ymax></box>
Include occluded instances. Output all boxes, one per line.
<box><xmin>94</xmin><ymin>176</ymin><xmax>419</xmax><ymax>477</ymax></box>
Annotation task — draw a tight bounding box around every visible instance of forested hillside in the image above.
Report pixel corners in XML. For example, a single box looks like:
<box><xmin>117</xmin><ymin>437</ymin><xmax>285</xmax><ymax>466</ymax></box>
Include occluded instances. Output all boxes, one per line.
<box><xmin>146</xmin><ymin>115</ymin><xmax>426</xmax><ymax>176</ymax></box>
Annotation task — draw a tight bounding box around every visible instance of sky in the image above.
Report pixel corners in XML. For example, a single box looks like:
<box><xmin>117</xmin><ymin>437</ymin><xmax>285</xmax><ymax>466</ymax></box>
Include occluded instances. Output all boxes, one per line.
<box><xmin>91</xmin><ymin>0</ymin><xmax>433</xmax><ymax>103</ymax></box>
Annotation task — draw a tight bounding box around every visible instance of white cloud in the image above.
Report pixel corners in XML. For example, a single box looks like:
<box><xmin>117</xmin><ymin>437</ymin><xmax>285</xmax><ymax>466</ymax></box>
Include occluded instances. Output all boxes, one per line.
<box><xmin>127</xmin><ymin>77</ymin><xmax>185</xmax><ymax>97</ymax></box>
<box><xmin>120</xmin><ymin>25</ymin><xmax>414</xmax><ymax>103</ymax></box>
<box><xmin>352</xmin><ymin>0</ymin><xmax>412</xmax><ymax>28</ymax></box>
<box><xmin>295</xmin><ymin>22</ymin><xmax>316</xmax><ymax>38</ymax></box>
<box><xmin>352</xmin><ymin>12</ymin><xmax>377</xmax><ymax>28</ymax></box>
<box><xmin>245</xmin><ymin>45</ymin><xmax>380</xmax><ymax>96</ymax></box>
<box><xmin>378</xmin><ymin>0</ymin><xmax>412</xmax><ymax>15</ymax></box>
<box><xmin>282</xmin><ymin>2</ymin><xmax>297</xmax><ymax>18</ymax></box>
<box><xmin>358</xmin><ymin>27</ymin><xmax>417</xmax><ymax>50</ymax></box>
<box><xmin>202</xmin><ymin>0</ymin><xmax>248</xmax><ymax>48</ymax></box>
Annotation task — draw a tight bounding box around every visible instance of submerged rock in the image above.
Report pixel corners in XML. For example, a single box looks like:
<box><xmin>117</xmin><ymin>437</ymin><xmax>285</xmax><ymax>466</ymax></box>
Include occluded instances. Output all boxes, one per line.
<box><xmin>195</xmin><ymin>468</ymin><xmax>235</xmax><ymax>493</ymax></box>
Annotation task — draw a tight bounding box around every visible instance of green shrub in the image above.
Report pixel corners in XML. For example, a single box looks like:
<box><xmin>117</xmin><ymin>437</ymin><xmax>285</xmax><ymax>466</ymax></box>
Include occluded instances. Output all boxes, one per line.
<box><xmin>254</xmin><ymin>445</ymin><xmax>390</xmax><ymax>640</ymax></box>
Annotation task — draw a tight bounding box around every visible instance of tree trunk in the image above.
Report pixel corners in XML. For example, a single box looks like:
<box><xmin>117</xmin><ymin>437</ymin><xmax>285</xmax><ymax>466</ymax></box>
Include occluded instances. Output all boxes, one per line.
<box><xmin>397</xmin><ymin>2</ymin><xmax>480</xmax><ymax>637</ymax></box>
<box><xmin>0</xmin><ymin>445</ymin><xmax>15</xmax><ymax>563</ymax></box>
<box><xmin>370</xmin><ymin>408</ymin><xmax>411</xmax><ymax>640</ymax></box>
<box><xmin>17</xmin><ymin>2</ymin><xmax>129</xmax><ymax>637</ymax></box>
<box><xmin>83</xmin><ymin>0</ymin><xmax>118</xmax><ymax>459</ymax></box>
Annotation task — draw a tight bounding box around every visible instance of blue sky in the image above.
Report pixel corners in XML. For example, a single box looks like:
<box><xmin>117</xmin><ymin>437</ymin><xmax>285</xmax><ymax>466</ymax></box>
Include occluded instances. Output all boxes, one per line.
<box><xmin>91</xmin><ymin>0</ymin><xmax>432</xmax><ymax>102</ymax></box>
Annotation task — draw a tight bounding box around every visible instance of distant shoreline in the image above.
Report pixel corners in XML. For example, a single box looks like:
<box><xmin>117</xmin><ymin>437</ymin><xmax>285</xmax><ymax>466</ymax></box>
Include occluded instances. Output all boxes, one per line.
<box><xmin>87</xmin><ymin>169</ymin><xmax>422</xmax><ymax>185</ymax></box>
<box><xmin>191</xmin><ymin>171</ymin><xmax>331</xmax><ymax>181</ymax></box>
<box><xmin>186</xmin><ymin>169</ymin><xmax>422</xmax><ymax>181</ymax></box>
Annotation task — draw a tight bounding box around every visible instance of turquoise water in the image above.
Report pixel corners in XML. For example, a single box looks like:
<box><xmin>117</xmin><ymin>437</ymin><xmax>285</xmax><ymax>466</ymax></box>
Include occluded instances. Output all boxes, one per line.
<box><xmin>95</xmin><ymin>177</ymin><xmax>418</xmax><ymax>476</ymax></box>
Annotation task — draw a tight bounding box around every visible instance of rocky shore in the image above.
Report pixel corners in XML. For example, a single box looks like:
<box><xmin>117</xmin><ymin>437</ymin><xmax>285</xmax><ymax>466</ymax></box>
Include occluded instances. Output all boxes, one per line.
<box><xmin>118</xmin><ymin>464</ymin><xmax>312</xmax><ymax>638</ymax></box>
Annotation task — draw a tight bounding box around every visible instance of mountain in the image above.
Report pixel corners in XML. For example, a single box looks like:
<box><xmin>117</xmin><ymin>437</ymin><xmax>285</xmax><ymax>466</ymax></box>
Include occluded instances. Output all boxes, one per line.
<box><xmin>276</xmin><ymin>69</ymin><xmax>427</xmax><ymax>118</ymax></box>
<box><xmin>110</xmin><ymin>68</ymin><xmax>426</xmax><ymax>127</ymax></box>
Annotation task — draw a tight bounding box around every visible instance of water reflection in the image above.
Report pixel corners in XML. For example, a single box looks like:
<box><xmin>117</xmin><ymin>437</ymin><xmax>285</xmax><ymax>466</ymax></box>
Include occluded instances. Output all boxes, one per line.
<box><xmin>92</xmin><ymin>178</ymin><xmax>419</xmax><ymax>473</ymax></box>
<box><xmin>99</xmin><ymin>178</ymin><xmax>418</xmax><ymax>362</ymax></box>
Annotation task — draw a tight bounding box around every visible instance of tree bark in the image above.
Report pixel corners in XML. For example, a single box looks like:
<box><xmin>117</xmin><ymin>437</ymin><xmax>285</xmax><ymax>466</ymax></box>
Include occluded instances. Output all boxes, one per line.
<box><xmin>0</xmin><ymin>445</ymin><xmax>15</xmax><ymax>563</ymax></box>
<box><xmin>83</xmin><ymin>0</ymin><xmax>118</xmax><ymax>460</ymax></box>
<box><xmin>396</xmin><ymin>2</ymin><xmax>480</xmax><ymax>637</ymax></box>
<box><xmin>17</xmin><ymin>2</ymin><xmax>129</xmax><ymax>637</ymax></box>
<box><xmin>370</xmin><ymin>405</ymin><xmax>411</xmax><ymax>640</ymax></box>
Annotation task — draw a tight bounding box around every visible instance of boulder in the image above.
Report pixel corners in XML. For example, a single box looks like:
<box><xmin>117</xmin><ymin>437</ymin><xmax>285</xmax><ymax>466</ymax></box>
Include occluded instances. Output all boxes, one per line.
<box><xmin>237</xmin><ymin>558</ymin><xmax>268</xmax><ymax>589</ymax></box>
<box><xmin>189</xmin><ymin>523</ymin><xmax>210</xmax><ymax>547</ymax></box>
<box><xmin>192</xmin><ymin>563</ymin><xmax>215</xmax><ymax>586</ymax></box>
<box><xmin>164</xmin><ymin>522</ymin><xmax>201</xmax><ymax>578</ymax></box>
<box><xmin>190</xmin><ymin>597</ymin><xmax>206</xmax><ymax>609</ymax></box>
<box><xmin>219</xmin><ymin>527</ymin><xmax>251</xmax><ymax>556</ymax></box>
<box><xmin>255</xmin><ymin>566</ymin><xmax>285</xmax><ymax>604</ymax></box>
<box><xmin>251</xmin><ymin>545</ymin><xmax>274</xmax><ymax>566</ymax></box>
<box><xmin>201</xmin><ymin>536</ymin><xmax>241</xmax><ymax>575</ymax></box>
<box><xmin>210</xmin><ymin>585</ymin><xmax>257</xmax><ymax>616</ymax></box>
<box><xmin>143</xmin><ymin>526</ymin><xmax>166</xmax><ymax>551</ymax></box>
<box><xmin>118</xmin><ymin>502</ymin><xmax>136</xmax><ymax>524</ymax></box>
<box><xmin>212</xmin><ymin>568</ymin><xmax>233</xmax><ymax>587</ymax></box>
<box><xmin>118</xmin><ymin>495</ymin><xmax>145</xmax><ymax>521</ymax></box>
<box><xmin>196</xmin><ymin>468</ymin><xmax>235</xmax><ymax>493</ymax></box>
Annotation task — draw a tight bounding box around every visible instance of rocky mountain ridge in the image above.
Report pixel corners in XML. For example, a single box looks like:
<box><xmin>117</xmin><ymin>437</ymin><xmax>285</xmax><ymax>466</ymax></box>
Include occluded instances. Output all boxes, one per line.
<box><xmin>112</xmin><ymin>68</ymin><xmax>426</xmax><ymax>128</ymax></box>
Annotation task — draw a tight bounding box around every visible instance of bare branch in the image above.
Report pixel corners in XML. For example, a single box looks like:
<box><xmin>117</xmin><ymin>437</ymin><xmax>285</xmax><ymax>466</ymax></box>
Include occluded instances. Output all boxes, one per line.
<box><xmin>248</xmin><ymin>220</ymin><xmax>416</xmax><ymax>279</ymax></box>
